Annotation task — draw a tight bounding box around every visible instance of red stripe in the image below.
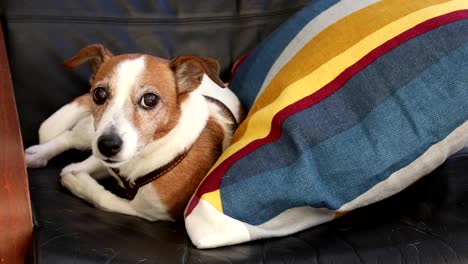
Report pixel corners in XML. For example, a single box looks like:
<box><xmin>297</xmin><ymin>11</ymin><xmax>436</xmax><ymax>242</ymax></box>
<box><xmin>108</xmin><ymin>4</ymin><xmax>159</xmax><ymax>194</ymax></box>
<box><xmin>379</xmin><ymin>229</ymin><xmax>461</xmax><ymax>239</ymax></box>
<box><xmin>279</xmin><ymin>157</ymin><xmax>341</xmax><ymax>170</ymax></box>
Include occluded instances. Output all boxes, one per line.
<box><xmin>186</xmin><ymin>10</ymin><xmax>468</xmax><ymax>217</ymax></box>
<box><xmin>229</xmin><ymin>52</ymin><xmax>251</xmax><ymax>84</ymax></box>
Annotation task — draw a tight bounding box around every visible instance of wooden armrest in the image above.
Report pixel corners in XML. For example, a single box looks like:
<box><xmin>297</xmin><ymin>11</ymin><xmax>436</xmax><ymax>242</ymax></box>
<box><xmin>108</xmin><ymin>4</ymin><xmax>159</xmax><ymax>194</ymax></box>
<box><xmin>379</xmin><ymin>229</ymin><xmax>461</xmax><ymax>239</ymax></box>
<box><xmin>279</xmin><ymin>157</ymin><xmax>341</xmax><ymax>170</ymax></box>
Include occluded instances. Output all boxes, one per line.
<box><xmin>0</xmin><ymin>22</ymin><xmax>33</xmax><ymax>263</ymax></box>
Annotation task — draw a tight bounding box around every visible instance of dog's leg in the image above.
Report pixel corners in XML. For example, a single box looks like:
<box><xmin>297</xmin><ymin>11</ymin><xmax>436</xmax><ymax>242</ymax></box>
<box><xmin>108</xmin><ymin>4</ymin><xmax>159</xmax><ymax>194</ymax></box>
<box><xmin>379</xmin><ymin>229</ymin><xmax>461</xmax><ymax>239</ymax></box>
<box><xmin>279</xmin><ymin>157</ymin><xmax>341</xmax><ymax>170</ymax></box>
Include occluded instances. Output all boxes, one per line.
<box><xmin>61</xmin><ymin>155</ymin><xmax>108</xmax><ymax>179</ymax></box>
<box><xmin>25</xmin><ymin>115</ymin><xmax>94</xmax><ymax>168</ymax></box>
<box><xmin>60</xmin><ymin>171</ymin><xmax>145</xmax><ymax>218</ymax></box>
<box><xmin>25</xmin><ymin>130</ymin><xmax>76</xmax><ymax>168</ymax></box>
<box><xmin>39</xmin><ymin>95</ymin><xmax>90</xmax><ymax>144</ymax></box>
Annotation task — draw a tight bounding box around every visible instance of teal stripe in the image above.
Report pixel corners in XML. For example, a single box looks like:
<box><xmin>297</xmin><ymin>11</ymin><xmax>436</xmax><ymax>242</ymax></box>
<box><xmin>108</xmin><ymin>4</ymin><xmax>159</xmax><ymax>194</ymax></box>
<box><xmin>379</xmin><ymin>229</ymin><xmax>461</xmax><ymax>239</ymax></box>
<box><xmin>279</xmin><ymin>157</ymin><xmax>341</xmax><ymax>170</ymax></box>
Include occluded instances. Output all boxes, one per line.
<box><xmin>222</xmin><ymin>42</ymin><xmax>468</xmax><ymax>225</ymax></box>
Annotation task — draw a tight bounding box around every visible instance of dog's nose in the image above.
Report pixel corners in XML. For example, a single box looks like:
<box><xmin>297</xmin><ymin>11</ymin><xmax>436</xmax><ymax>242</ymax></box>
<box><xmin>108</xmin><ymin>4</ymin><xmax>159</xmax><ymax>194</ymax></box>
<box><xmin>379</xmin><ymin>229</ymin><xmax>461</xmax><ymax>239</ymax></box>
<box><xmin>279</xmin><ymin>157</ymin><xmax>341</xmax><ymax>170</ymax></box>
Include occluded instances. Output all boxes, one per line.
<box><xmin>97</xmin><ymin>134</ymin><xmax>123</xmax><ymax>157</ymax></box>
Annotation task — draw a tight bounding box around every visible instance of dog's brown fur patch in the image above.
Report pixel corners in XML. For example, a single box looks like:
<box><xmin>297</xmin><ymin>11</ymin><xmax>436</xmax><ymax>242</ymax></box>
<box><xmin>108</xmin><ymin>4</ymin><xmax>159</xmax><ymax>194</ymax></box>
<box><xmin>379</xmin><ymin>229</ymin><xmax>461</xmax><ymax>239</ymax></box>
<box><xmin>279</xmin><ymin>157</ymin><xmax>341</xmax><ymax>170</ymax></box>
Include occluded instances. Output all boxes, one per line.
<box><xmin>151</xmin><ymin>117</ymin><xmax>224</xmax><ymax>220</ymax></box>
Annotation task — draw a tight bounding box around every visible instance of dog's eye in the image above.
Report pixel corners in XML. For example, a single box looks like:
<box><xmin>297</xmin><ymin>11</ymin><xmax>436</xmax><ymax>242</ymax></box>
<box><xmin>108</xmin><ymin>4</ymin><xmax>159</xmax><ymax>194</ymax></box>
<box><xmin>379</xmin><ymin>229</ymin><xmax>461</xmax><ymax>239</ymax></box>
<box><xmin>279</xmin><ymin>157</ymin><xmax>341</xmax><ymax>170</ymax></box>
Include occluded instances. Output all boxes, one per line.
<box><xmin>93</xmin><ymin>87</ymin><xmax>107</xmax><ymax>105</ymax></box>
<box><xmin>140</xmin><ymin>93</ymin><xmax>159</xmax><ymax>109</ymax></box>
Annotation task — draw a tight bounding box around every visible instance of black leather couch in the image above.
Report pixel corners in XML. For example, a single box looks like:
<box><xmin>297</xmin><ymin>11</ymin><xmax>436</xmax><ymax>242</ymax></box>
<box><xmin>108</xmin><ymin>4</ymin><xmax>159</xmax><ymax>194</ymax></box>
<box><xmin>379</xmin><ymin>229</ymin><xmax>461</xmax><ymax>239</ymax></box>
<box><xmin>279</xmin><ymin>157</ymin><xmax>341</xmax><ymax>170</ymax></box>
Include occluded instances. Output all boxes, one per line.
<box><xmin>1</xmin><ymin>1</ymin><xmax>468</xmax><ymax>263</ymax></box>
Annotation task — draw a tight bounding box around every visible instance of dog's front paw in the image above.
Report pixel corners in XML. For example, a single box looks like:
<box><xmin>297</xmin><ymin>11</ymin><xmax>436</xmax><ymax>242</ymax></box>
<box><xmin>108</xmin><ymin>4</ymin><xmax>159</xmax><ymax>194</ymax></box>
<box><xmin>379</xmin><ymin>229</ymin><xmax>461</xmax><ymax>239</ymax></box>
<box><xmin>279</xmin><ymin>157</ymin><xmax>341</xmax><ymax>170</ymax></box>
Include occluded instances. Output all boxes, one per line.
<box><xmin>61</xmin><ymin>162</ymin><xmax>84</xmax><ymax>176</ymax></box>
<box><xmin>24</xmin><ymin>145</ymin><xmax>49</xmax><ymax>168</ymax></box>
<box><xmin>60</xmin><ymin>172</ymin><xmax>87</xmax><ymax>200</ymax></box>
<box><xmin>61</xmin><ymin>172</ymin><xmax>104</xmax><ymax>202</ymax></box>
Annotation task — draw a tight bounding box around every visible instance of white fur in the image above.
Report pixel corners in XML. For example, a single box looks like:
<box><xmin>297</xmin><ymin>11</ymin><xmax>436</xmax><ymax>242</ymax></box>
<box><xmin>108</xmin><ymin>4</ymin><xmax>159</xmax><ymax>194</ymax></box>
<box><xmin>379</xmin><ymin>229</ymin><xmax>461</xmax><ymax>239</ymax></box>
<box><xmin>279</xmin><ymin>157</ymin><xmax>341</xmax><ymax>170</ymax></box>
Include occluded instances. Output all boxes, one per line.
<box><xmin>39</xmin><ymin>101</ymin><xmax>90</xmax><ymax>144</ymax></box>
<box><xmin>119</xmin><ymin>89</ymin><xmax>210</xmax><ymax>182</ymax></box>
<box><xmin>207</xmin><ymin>103</ymin><xmax>234</xmax><ymax>150</ymax></box>
<box><xmin>198</xmin><ymin>74</ymin><xmax>242</xmax><ymax>149</ymax></box>
<box><xmin>61</xmin><ymin>171</ymin><xmax>144</xmax><ymax>217</ymax></box>
<box><xmin>131</xmin><ymin>185</ymin><xmax>173</xmax><ymax>221</ymax></box>
<box><xmin>58</xmin><ymin>149</ymin><xmax>171</xmax><ymax>221</ymax></box>
<box><xmin>61</xmin><ymin>155</ymin><xmax>108</xmax><ymax>179</ymax></box>
<box><xmin>198</xmin><ymin>74</ymin><xmax>242</xmax><ymax>124</ymax></box>
<box><xmin>92</xmin><ymin>57</ymin><xmax>145</xmax><ymax>164</ymax></box>
<box><xmin>25</xmin><ymin>115</ymin><xmax>94</xmax><ymax>168</ymax></box>
<box><xmin>61</xmin><ymin>168</ymin><xmax>172</xmax><ymax>221</ymax></box>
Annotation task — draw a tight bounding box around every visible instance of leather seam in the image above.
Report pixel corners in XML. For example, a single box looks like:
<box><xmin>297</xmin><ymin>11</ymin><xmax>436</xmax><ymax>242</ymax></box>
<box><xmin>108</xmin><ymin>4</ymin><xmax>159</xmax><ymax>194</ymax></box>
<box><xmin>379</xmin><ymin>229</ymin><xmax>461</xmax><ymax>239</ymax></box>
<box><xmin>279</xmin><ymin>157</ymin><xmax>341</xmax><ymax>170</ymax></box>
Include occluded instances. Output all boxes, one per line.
<box><xmin>5</xmin><ymin>6</ymin><xmax>306</xmax><ymax>24</ymax></box>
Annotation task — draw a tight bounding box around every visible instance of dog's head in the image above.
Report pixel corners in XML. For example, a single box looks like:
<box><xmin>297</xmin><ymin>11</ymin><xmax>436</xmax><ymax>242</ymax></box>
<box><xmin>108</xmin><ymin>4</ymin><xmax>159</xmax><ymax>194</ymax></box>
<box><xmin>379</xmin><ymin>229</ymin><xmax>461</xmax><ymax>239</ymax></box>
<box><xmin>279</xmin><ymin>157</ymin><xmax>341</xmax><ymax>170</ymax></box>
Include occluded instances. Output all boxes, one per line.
<box><xmin>64</xmin><ymin>44</ymin><xmax>224</xmax><ymax>166</ymax></box>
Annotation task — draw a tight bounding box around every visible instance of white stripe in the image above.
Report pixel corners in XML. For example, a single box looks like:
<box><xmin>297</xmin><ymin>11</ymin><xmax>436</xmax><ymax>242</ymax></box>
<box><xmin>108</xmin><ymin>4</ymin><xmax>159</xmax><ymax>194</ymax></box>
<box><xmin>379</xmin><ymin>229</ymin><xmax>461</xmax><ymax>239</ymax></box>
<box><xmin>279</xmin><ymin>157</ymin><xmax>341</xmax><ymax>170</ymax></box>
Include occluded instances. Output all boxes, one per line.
<box><xmin>254</xmin><ymin>0</ymin><xmax>380</xmax><ymax>103</ymax></box>
<box><xmin>186</xmin><ymin>201</ymin><xmax>335</xmax><ymax>249</ymax></box>
<box><xmin>338</xmin><ymin>121</ymin><xmax>468</xmax><ymax>212</ymax></box>
<box><xmin>245</xmin><ymin>206</ymin><xmax>335</xmax><ymax>241</ymax></box>
<box><xmin>185</xmin><ymin>199</ymin><xmax>251</xmax><ymax>249</ymax></box>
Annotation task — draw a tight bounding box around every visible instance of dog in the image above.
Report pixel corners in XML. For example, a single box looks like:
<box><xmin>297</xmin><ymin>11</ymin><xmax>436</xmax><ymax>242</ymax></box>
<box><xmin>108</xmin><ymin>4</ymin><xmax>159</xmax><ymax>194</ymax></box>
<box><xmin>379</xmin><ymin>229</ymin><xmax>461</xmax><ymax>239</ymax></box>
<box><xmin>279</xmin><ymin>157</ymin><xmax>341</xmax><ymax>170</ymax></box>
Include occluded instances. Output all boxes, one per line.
<box><xmin>24</xmin><ymin>44</ymin><xmax>244</xmax><ymax>221</ymax></box>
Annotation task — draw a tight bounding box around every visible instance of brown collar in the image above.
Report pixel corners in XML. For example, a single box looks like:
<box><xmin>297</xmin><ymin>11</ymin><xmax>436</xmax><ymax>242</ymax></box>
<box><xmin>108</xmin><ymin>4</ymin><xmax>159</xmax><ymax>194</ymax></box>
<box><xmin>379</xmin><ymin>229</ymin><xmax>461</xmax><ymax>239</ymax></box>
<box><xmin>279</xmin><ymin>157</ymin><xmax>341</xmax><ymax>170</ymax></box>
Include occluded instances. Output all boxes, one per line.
<box><xmin>112</xmin><ymin>151</ymin><xmax>189</xmax><ymax>200</ymax></box>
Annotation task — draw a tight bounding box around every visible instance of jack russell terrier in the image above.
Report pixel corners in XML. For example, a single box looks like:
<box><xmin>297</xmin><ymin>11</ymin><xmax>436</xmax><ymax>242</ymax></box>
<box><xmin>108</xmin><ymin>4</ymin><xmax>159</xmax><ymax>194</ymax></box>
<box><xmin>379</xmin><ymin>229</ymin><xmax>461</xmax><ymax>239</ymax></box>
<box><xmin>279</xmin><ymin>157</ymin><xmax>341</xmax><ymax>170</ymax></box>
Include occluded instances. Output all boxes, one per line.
<box><xmin>24</xmin><ymin>44</ymin><xmax>244</xmax><ymax>221</ymax></box>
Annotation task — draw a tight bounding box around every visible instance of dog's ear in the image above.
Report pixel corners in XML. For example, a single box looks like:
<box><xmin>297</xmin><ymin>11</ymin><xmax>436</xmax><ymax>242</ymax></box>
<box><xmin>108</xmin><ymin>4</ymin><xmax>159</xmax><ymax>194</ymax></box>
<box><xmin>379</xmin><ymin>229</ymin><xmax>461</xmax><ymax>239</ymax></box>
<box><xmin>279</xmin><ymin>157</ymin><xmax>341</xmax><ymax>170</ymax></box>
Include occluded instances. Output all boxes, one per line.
<box><xmin>169</xmin><ymin>56</ymin><xmax>225</xmax><ymax>95</ymax></box>
<box><xmin>63</xmin><ymin>44</ymin><xmax>113</xmax><ymax>75</ymax></box>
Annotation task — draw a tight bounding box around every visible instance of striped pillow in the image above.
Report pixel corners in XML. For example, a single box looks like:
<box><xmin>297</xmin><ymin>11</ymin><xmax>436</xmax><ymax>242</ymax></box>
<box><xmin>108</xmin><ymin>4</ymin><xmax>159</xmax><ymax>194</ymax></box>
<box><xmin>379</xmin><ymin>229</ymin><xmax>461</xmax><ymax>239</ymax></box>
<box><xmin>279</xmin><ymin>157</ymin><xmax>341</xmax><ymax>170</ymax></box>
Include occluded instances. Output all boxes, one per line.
<box><xmin>185</xmin><ymin>0</ymin><xmax>468</xmax><ymax>249</ymax></box>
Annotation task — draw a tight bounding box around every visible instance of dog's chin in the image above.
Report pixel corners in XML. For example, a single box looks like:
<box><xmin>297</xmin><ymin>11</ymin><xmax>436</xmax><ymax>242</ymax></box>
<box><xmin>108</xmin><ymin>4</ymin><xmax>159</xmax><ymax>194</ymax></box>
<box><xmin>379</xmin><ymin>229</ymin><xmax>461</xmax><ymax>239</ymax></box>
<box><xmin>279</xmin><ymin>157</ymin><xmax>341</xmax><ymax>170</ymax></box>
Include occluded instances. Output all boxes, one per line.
<box><xmin>101</xmin><ymin>158</ymin><xmax>128</xmax><ymax>168</ymax></box>
<box><xmin>93</xmin><ymin>150</ymin><xmax>142</xmax><ymax>168</ymax></box>
<box><xmin>91</xmin><ymin>154</ymin><xmax>129</xmax><ymax>168</ymax></box>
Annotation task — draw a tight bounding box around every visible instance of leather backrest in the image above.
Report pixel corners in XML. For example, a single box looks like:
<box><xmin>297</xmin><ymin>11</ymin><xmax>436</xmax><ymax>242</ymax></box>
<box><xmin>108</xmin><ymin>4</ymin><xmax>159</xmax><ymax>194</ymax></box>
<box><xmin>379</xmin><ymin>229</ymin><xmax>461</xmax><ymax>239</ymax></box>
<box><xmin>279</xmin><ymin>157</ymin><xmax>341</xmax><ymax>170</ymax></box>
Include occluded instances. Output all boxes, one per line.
<box><xmin>0</xmin><ymin>0</ymin><xmax>310</xmax><ymax>146</ymax></box>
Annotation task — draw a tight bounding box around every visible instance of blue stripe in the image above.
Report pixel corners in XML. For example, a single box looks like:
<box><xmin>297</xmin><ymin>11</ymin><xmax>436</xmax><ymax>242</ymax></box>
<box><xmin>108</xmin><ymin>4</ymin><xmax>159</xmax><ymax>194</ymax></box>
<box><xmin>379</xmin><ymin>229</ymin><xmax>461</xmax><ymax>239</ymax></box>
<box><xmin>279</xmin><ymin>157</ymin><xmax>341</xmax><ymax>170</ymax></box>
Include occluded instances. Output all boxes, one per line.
<box><xmin>221</xmin><ymin>42</ymin><xmax>468</xmax><ymax>225</ymax></box>
<box><xmin>230</xmin><ymin>0</ymin><xmax>340</xmax><ymax>110</ymax></box>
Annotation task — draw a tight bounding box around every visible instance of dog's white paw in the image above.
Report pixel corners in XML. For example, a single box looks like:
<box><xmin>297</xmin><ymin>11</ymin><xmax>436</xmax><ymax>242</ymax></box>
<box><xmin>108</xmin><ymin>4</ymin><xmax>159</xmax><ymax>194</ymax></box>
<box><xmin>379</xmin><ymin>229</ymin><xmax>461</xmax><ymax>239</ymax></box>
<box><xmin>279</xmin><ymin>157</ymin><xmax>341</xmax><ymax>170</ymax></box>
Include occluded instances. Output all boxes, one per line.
<box><xmin>24</xmin><ymin>145</ymin><xmax>49</xmax><ymax>168</ymax></box>
<box><xmin>61</xmin><ymin>162</ymin><xmax>84</xmax><ymax>176</ymax></box>
<box><xmin>61</xmin><ymin>172</ymin><xmax>103</xmax><ymax>202</ymax></box>
<box><xmin>60</xmin><ymin>172</ymin><xmax>87</xmax><ymax>200</ymax></box>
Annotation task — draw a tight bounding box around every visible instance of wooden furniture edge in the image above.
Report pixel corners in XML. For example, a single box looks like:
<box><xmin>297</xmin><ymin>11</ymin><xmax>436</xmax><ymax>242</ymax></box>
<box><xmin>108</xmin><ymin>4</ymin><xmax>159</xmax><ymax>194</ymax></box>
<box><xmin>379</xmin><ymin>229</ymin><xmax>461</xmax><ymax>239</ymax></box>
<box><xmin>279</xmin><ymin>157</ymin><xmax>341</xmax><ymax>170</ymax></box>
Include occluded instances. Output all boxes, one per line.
<box><xmin>0</xmin><ymin>21</ymin><xmax>33</xmax><ymax>263</ymax></box>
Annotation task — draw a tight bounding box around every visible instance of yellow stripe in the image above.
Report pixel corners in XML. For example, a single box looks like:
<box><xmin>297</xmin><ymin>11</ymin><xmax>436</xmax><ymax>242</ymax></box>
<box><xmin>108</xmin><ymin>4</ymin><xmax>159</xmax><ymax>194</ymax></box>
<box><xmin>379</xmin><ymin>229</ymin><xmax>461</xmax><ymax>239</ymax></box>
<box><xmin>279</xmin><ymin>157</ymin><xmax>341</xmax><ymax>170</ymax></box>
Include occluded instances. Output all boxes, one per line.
<box><xmin>198</xmin><ymin>0</ymin><xmax>468</xmax><ymax>212</ymax></box>
<box><xmin>233</xmin><ymin>0</ymin><xmax>449</xmax><ymax>142</ymax></box>
<box><xmin>200</xmin><ymin>190</ymin><xmax>223</xmax><ymax>212</ymax></box>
